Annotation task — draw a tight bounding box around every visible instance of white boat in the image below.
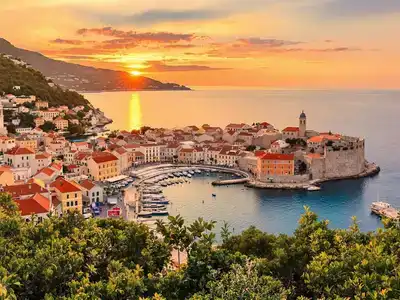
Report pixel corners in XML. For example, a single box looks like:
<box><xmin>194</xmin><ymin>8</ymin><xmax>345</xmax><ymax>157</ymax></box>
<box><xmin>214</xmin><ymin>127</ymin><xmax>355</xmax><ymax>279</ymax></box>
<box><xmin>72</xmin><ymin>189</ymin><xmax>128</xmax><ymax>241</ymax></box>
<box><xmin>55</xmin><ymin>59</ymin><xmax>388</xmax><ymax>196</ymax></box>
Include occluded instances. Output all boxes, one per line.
<box><xmin>188</xmin><ymin>174</ymin><xmax>192</xmax><ymax>178</ymax></box>
<box><xmin>307</xmin><ymin>186</ymin><xmax>321</xmax><ymax>191</ymax></box>
<box><xmin>195</xmin><ymin>169</ymin><xmax>201</xmax><ymax>173</ymax></box>
<box><xmin>189</xmin><ymin>170</ymin><xmax>195</xmax><ymax>175</ymax></box>
<box><xmin>183</xmin><ymin>171</ymin><xmax>188</xmax><ymax>176</ymax></box>
<box><xmin>137</xmin><ymin>211</ymin><xmax>153</xmax><ymax>218</ymax></box>
<box><xmin>370</xmin><ymin>202</ymin><xmax>399</xmax><ymax>220</ymax></box>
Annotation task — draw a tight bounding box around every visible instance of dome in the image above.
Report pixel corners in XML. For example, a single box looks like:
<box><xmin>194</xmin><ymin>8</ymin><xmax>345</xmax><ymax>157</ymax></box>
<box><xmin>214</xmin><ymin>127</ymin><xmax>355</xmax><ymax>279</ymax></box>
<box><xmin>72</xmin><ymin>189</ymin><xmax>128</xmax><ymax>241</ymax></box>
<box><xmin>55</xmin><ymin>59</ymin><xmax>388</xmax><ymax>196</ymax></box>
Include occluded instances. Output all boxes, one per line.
<box><xmin>299</xmin><ymin>110</ymin><xmax>306</xmax><ymax>119</ymax></box>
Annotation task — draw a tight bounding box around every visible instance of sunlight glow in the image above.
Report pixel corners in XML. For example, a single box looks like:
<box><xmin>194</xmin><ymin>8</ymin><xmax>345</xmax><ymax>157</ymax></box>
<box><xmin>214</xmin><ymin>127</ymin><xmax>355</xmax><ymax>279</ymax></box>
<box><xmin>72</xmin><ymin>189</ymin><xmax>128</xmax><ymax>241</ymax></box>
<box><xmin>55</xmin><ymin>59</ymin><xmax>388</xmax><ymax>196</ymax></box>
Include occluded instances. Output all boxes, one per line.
<box><xmin>129</xmin><ymin>93</ymin><xmax>142</xmax><ymax>131</ymax></box>
<box><xmin>131</xmin><ymin>70</ymin><xmax>142</xmax><ymax>76</ymax></box>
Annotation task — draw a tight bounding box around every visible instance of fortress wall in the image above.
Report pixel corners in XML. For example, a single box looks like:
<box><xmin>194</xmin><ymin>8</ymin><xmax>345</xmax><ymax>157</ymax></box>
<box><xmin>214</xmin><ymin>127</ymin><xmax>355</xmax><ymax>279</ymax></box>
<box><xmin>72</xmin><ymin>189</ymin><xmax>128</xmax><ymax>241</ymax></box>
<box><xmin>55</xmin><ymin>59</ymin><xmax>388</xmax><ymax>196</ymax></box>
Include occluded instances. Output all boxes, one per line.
<box><xmin>309</xmin><ymin>139</ymin><xmax>365</xmax><ymax>179</ymax></box>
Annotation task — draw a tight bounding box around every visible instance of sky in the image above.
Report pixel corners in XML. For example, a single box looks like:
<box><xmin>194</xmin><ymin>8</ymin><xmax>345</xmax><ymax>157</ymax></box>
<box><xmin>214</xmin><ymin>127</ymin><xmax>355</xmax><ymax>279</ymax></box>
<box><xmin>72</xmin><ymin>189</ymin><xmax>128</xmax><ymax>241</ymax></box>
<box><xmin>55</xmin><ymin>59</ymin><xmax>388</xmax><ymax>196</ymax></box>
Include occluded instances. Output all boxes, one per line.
<box><xmin>0</xmin><ymin>0</ymin><xmax>399</xmax><ymax>88</ymax></box>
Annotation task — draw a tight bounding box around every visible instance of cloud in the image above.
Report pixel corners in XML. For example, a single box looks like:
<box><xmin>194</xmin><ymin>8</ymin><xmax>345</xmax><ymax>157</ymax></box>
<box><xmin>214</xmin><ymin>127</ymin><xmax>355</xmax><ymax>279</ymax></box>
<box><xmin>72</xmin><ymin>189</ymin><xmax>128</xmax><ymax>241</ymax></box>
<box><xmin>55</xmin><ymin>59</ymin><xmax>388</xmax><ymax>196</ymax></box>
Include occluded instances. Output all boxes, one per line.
<box><xmin>120</xmin><ymin>9</ymin><xmax>223</xmax><ymax>25</ymax></box>
<box><xmin>49</xmin><ymin>38</ymin><xmax>94</xmax><ymax>45</ymax></box>
<box><xmin>317</xmin><ymin>0</ymin><xmax>400</xmax><ymax>17</ymax></box>
<box><xmin>76</xmin><ymin>27</ymin><xmax>198</xmax><ymax>43</ymax></box>
<box><xmin>164</xmin><ymin>44</ymin><xmax>197</xmax><ymax>49</ymax></box>
<box><xmin>142</xmin><ymin>61</ymin><xmax>230</xmax><ymax>72</ymax></box>
<box><xmin>236</xmin><ymin>38</ymin><xmax>301</xmax><ymax>47</ymax></box>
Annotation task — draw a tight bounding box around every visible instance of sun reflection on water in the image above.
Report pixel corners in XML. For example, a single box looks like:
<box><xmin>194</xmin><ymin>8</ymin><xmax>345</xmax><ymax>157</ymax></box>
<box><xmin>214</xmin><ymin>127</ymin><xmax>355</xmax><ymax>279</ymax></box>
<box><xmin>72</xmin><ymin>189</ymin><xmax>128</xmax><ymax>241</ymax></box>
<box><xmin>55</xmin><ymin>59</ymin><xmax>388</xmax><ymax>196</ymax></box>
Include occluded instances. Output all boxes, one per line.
<box><xmin>129</xmin><ymin>93</ymin><xmax>142</xmax><ymax>130</ymax></box>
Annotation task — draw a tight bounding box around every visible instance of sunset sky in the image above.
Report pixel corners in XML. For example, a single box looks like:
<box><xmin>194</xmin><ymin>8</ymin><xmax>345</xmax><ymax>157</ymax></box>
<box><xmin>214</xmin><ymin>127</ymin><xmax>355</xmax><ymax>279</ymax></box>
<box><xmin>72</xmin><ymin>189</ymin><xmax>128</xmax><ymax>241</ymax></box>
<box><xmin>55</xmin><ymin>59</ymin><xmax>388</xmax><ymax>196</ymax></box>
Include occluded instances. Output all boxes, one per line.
<box><xmin>1</xmin><ymin>0</ymin><xmax>399</xmax><ymax>88</ymax></box>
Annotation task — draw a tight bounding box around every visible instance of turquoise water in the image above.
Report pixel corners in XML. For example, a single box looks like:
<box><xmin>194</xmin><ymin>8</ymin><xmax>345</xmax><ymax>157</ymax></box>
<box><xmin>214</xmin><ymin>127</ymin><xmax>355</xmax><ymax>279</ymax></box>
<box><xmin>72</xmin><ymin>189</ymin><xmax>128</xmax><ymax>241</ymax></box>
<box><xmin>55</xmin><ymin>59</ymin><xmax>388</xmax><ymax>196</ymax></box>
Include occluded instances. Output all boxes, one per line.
<box><xmin>86</xmin><ymin>89</ymin><xmax>400</xmax><ymax>234</ymax></box>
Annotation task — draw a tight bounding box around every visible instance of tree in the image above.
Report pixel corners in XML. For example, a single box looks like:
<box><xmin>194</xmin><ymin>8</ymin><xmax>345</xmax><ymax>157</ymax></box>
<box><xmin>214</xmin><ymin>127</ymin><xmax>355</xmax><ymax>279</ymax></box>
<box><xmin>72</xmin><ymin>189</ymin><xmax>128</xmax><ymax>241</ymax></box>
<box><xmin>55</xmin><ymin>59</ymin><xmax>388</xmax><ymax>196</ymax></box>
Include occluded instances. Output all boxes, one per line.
<box><xmin>245</xmin><ymin>145</ymin><xmax>256</xmax><ymax>152</ymax></box>
<box><xmin>40</xmin><ymin>121</ymin><xmax>56</xmax><ymax>132</ymax></box>
<box><xmin>76</xmin><ymin>111</ymin><xmax>85</xmax><ymax>119</ymax></box>
<box><xmin>68</xmin><ymin>123</ymin><xmax>85</xmax><ymax>135</ymax></box>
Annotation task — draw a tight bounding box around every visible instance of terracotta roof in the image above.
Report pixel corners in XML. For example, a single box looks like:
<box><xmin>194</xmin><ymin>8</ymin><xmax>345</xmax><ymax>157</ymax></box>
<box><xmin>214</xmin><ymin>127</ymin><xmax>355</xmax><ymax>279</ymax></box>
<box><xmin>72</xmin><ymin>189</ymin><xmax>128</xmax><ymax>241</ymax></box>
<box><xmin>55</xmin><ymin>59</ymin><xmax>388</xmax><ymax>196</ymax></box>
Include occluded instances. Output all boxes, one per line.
<box><xmin>79</xmin><ymin>179</ymin><xmax>95</xmax><ymax>190</ymax></box>
<box><xmin>91</xmin><ymin>151</ymin><xmax>118</xmax><ymax>164</ymax></box>
<box><xmin>35</xmin><ymin>153</ymin><xmax>51</xmax><ymax>159</ymax></box>
<box><xmin>306</xmin><ymin>153</ymin><xmax>323</xmax><ymax>159</ymax></box>
<box><xmin>260</xmin><ymin>153</ymin><xmax>294</xmax><ymax>160</ymax></box>
<box><xmin>180</xmin><ymin>148</ymin><xmax>195</xmax><ymax>153</ymax></box>
<box><xmin>50</xmin><ymin>163</ymin><xmax>62</xmax><ymax>171</ymax></box>
<box><xmin>73</xmin><ymin>142</ymin><xmax>89</xmax><ymax>147</ymax></box>
<box><xmin>134</xmin><ymin>151</ymin><xmax>145</xmax><ymax>157</ymax></box>
<box><xmin>282</xmin><ymin>127</ymin><xmax>299</xmax><ymax>132</ymax></box>
<box><xmin>51</xmin><ymin>177</ymin><xmax>81</xmax><ymax>193</ymax></box>
<box><xmin>238</xmin><ymin>132</ymin><xmax>253</xmax><ymax>136</ymax></box>
<box><xmin>4</xmin><ymin>183</ymin><xmax>48</xmax><ymax>198</ymax></box>
<box><xmin>308</xmin><ymin>134</ymin><xmax>341</xmax><ymax>143</ymax></box>
<box><xmin>255</xmin><ymin>150</ymin><xmax>267</xmax><ymax>157</ymax></box>
<box><xmin>6</xmin><ymin>147</ymin><xmax>34</xmax><ymax>155</ymax></box>
<box><xmin>124</xmin><ymin>144</ymin><xmax>140</xmax><ymax>149</ymax></box>
<box><xmin>226</xmin><ymin>123</ymin><xmax>246</xmax><ymax>128</ymax></box>
<box><xmin>114</xmin><ymin>147</ymin><xmax>127</xmax><ymax>155</ymax></box>
<box><xmin>225</xmin><ymin>130</ymin><xmax>235</xmax><ymax>136</ymax></box>
<box><xmin>38</xmin><ymin>167</ymin><xmax>55</xmax><ymax>177</ymax></box>
<box><xmin>15</xmin><ymin>193</ymin><xmax>50</xmax><ymax>216</ymax></box>
<box><xmin>75</xmin><ymin>152</ymin><xmax>91</xmax><ymax>161</ymax></box>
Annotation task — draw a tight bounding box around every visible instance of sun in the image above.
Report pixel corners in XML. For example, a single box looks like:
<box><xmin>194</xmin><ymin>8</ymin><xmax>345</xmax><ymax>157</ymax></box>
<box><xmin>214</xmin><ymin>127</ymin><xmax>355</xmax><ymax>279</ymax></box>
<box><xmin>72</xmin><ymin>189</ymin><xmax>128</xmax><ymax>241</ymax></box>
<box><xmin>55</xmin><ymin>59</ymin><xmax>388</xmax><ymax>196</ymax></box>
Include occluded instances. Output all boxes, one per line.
<box><xmin>130</xmin><ymin>70</ymin><xmax>142</xmax><ymax>76</ymax></box>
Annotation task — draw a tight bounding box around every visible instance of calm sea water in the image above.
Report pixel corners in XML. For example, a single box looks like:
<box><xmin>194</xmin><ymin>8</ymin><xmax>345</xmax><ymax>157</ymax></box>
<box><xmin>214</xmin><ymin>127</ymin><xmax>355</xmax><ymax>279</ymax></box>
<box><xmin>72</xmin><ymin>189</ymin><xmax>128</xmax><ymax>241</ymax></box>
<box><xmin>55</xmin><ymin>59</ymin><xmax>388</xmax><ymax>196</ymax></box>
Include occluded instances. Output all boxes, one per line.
<box><xmin>85</xmin><ymin>88</ymin><xmax>400</xmax><ymax>234</ymax></box>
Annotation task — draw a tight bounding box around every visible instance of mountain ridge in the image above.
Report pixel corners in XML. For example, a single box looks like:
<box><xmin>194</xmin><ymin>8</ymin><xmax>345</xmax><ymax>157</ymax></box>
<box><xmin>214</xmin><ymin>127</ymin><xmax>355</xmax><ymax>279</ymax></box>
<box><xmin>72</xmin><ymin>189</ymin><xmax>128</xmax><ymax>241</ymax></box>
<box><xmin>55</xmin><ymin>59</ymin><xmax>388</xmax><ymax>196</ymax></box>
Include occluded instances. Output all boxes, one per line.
<box><xmin>0</xmin><ymin>38</ymin><xmax>190</xmax><ymax>92</ymax></box>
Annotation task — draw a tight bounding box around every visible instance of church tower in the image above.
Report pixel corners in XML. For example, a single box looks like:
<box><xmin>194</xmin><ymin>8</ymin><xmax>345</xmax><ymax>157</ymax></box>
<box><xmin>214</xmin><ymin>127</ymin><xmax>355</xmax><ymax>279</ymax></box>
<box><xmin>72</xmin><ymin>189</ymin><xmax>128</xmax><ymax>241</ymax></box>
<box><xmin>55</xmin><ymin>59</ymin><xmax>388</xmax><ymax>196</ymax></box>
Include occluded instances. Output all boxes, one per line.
<box><xmin>299</xmin><ymin>110</ymin><xmax>306</xmax><ymax>138</ymax></box>
<box><xmin>0</xmin><ymin>103</ymin><xmax>8</xmax><ymax>136</ymax></box>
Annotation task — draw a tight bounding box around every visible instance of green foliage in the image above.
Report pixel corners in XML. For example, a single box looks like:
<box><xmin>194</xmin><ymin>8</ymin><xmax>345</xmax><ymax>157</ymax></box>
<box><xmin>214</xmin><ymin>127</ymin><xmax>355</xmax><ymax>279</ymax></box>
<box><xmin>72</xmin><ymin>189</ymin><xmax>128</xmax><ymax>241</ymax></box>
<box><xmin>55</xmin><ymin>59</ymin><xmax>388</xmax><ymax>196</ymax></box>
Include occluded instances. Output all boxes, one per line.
<box><xmin>40</xmin><ymin>121</ymin><xmax>57</xmax><ymax>132</ymax></box>
<box><xmin>68</xmin><ymin>123</ymin><xmax>85</xmax><ymax>135</ymax></box>
<box><xmin>17</xmin><ymin>112</ymin><xmax>35</xmax><ymax>128</ymax></box>
<box><xmin>0</xmin><ymin>56</ymin><xmax>89</xmax><ymax>107</ymax></box>
<box><xmin>245</xmin><ymin>145</ymin><xmax>257</xmax><ymax>152</ymax></box>
<box><xmin>1</xmin><ymin>194</ymin><xmax>400</xmax><ymax>299</ymax></box>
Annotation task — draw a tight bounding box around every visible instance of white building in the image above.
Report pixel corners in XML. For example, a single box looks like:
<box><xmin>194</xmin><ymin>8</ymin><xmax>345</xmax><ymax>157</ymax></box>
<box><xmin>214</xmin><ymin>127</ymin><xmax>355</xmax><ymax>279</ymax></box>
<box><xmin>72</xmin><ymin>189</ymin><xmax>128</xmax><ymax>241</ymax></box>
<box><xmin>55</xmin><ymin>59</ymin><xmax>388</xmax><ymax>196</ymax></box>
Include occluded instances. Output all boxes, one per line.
<box><xmin>4</xmin><ymin>147</ymin><xmax>35</xmax><ymax>181</ymax></box>
<box><xmin>79</xmin><ymin>179</ymin><xmax>104</xmax><ymax>204</ymax></box>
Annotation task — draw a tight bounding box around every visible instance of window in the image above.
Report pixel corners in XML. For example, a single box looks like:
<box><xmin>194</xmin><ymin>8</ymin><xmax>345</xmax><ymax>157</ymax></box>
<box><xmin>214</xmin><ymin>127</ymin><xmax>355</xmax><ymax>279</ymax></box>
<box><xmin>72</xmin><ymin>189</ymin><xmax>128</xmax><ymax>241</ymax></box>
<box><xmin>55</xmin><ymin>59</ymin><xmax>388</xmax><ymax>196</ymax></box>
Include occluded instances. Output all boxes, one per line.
<box><xmin>67</xmin><ymin>201</ymin><xmax>70</xmax><ymax>207</ymax></box>
<box><xmin>96</xmin><ymin>191</ymin><xmax>99</xmax><ymax>196</ymax></box>
<box><xmin>75</xmin><ymin>193</ymin><xmax>77</xmax><ymax>198</ymax></box>
<box><xmin>67</xmin><ymin>194</ymin><xmax>69</xmax><ymax>199</ymax></box>
<box><xmin>75</xmin><ymin>201</ymin><xmax>78</xmax><ymax>206</ymax></box>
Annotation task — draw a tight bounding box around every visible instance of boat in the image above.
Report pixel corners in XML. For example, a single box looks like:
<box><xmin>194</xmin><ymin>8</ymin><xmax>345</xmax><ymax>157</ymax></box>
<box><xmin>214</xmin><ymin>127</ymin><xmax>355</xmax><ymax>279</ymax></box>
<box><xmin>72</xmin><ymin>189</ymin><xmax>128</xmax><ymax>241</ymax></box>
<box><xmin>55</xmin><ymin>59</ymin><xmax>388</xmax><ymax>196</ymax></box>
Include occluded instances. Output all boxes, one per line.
<box><xmin>307</xmin><ymin>185</ymin><xmax>321</xmax><ymax>191</ymax></box>
<box><xmin>188</xmin><ymin>174</ymin><xmax>192</xmax><ymax>178</ymax></box>
<box><xmin>189</xmin><ymin>170</ymin><xmax>195</xmax><ymax>175</ymax></box>
<box><xmin>183</xmin><ymin>171</ymin><xmax>188</xmax><ymax>176</ymax></box>
<box><xmin>137</xmin><ymin>211</ymin><xmax>153</xmax><ymax>218</ymax></box>
<box><xmin>150</xmin><ymin>209</ymin><xmax>169</xmax><ymax>216</ymax></box>
<box><xmin>195</xmin><ymin>169</ymin><xmax>201</xmax><ymax>173</ymax></box>
<box><xmin>143</xmin><ymin>204</ymin><xmax>166</xmax><ymax>209</ymax></box>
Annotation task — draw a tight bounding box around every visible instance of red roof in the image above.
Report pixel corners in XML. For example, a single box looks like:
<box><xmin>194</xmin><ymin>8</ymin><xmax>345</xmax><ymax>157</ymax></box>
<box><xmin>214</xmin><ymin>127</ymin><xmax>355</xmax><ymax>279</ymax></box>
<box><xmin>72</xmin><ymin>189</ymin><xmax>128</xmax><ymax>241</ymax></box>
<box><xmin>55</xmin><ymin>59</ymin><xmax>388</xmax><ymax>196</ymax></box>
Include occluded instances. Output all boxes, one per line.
<box><xmin>260</xmin><ymin>153</ymin><xmax>294</xmax><ymax>161</ymax></box>
<box><xmin>4</xmin><ymin>183</ymin><xmax>48</xmax><ymax>198</ymax></box>
<box><xmin>282</xmin><ymin>127</ymin><xmax>299</xmax><ymax>132</ymax></box>
<box><xmin>50</xmin><ymin>163</ymin><xmax>62</xmax><ymax>171</ymax></box>
<box><xmin>38</xmin><ymin>167</ymin><xmax>55</xmax><ymax>176</ymax></box>
<box><xmin>91</xmin><ymin>151</ymin><xmax>118</xmax><ymax>164</ymax></box>
<box><xmin>180</xmin><ymin>148</ymin><xmax>194</xmax><ymax>153</ymax></box>
<box><xmin>114</xmin><ymin>147</ymin><xmax>127</xmax><ymax>155</ymax></box>
<box><xmin>79</xmin><ymin>179</ymin><xmax>95</xmax><ymax>190</ymax></box>
<box><xmin>134</xmin><ymin>151</ymin><xmax>145</xmax><ymax>157</ymax></box>
<box><xmin>255</xmin><ymin>150</ymin><xmax>267</xmax><ymax>157</ymax></box>
<box><xmin>35</xmin><ymin>153</ymin><xmax>51</xmax><ymax>159</ymax></box>
<box><xmin>51</xmin><ymin>177</ymin><xmax>81</xmax><ymax>193</ymax></box>
<box><xmin>15</xmin><ymin>193</ymin><xmax>50</xmax><ymax>216</ymax></box>
<box><xmin>6</xmin><ymin>147</ymin><xmax>34</xmax><ymax>155</ymax></box>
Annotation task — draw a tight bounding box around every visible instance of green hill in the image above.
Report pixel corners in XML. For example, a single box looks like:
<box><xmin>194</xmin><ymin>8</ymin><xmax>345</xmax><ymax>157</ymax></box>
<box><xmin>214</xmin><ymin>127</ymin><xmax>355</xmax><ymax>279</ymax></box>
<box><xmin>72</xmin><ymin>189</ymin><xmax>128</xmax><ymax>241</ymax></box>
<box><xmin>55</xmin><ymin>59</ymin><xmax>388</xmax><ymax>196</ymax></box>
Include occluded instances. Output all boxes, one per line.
<box><xmin>0</xmin><ymin>55</ymin><xmax>90</xmax><ymax>107</ymax></box>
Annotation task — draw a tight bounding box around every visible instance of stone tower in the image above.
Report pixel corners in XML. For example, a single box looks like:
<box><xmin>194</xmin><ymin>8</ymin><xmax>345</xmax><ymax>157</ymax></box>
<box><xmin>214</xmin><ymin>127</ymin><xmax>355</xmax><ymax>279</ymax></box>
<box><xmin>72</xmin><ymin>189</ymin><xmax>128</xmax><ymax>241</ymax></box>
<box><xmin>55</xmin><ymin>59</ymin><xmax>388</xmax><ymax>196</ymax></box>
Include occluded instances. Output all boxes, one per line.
<box><xmin>299</xmin><ymin>110</ymin><xmax>306</xmax><ymax>137</ymax></box>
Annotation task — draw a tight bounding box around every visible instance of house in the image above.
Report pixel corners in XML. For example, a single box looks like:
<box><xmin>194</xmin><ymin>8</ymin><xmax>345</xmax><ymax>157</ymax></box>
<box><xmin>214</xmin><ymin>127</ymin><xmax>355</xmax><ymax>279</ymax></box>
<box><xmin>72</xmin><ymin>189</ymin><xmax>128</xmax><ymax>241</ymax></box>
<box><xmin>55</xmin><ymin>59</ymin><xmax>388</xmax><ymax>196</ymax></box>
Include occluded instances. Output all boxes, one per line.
<box><xmin>0</xmin><ymin>166</ymin><xmax>14</xmax><ymax>186</ymax></box>
<box><xmin>79</xmin><ymin>179</ymin><xmax>104</xmax><ymax>205</ymax></box>
<box><xmin>4</xmin><ymin>147</ymin><xmax>35</xmax><ymax>181</ymax></box>
<box><xmin>178</xmin><ymin>148</ymin><xmax>195</xmax><ymax>163</ymax></box>
<box><xmin>222</xmin><ymin>131</ymin><xmax>236</xmax><ymax>144</ymax></box>
<box><xmin>225</xmin><ymin>123</ymin><xmax>251</xmax><ymax>132</ymax></box>
<box><xmin>35</xmin><ymin>100</ymin><xmax>49</xmax><ymax>109</ymax></box>
<box><xmin>71</xmin><ymin>141</ymin><xmax>90</xmax><ymax>152</ymax></box>
<box><xmin>4</xmin><ymin>183</ymin><xmax>49</xmax><ymax>200</ymax></box>
<box><xmin>33</xmin><ymin>166</ymin><xmax>60</xmax><ymax>184</ymax></box>
<box><xmin>16</xmin><ymin>136</ymin><xmax>37</xmax><ymax>152</ymax></box>
<box><xmin>235</xmin><ymin>132</ymin><xmax>254</xmax><ymax>146</ymax></box>
<box><xmin>38</xmin><ymin>109</ymin><xmax>60</xmax><ymax>121</ymax></box>
<box><xmin>87</xmin><ymin>151</ymin><xmax>120</xmax><ymax>181</ymax></box>
<box><xmin>34</xmin><ymin>117</ymin><xmax>45</xmax><ymax>127</ymax></box>
<box><xmin>54</xmin><ymin>117</ymin><xmax>68</xmax><ymax>131</ymax></box>
<box><xmin>161</xmin><ymin>142</ymin><xmax>180</xmax><ymax>162</ymax></box>
<box><xmin>51</xmin><ymin>177</ymin><xmax>83</xmax><ymax>214</ymax></box>
<box><xmin>307</xmin><ymin>134</ymin><xmax>341</xmax><ymax>153</ymax></box>
<box><xmin>270</xmin><ymin>140</ymin><xmax>290</xmax><ymax>153</ymax></box>
<box><xmin>195</xmin><ymin>133</ymin><xmax>215</xmax><ymax>143</ymax></box>
<box><xmin>14</xmin><ymin>193</ymin><xmax>51</xmax><ymax>222</ymax></box>
<box><xmin>257</xmin><ymin>153</ymin><xmax>295</xmax><ymax>179</ymax></box>
<box><xmin>138</xmin><ymin>144</ymin><xmax>161</xmax><ymax>163</ymax></box>
<box><xmin>69</xmin><ymin>119</ymin><xmax>79</xmax><ymax>125</ymax></box>
<box><xmin>282</xmin><ymin>127</ymin><xmax>300</xmax><ymax>140</ymax></box>
<box><xmin>31</xmin><ymin>152</ymin><xmax>52</xmax><ymax>174</ymax></box>
<box><xmin>112</xmin><ymin>147</ymin><xmax>130</xmax><ymax>171</ymax></box>
<box><xmin>16</xmin><ymin>128</ymin><xmax>33</xmax><ymax>134</ymax></box>
<box><xmin>0</xmin><ymin>136</ymin><xmax>16</xmax><ymax>152</ymax></box>
<box><xmin>217</xmin><ymin>146</ymin><xmax>241</xmax><ymax>167</ymax></box>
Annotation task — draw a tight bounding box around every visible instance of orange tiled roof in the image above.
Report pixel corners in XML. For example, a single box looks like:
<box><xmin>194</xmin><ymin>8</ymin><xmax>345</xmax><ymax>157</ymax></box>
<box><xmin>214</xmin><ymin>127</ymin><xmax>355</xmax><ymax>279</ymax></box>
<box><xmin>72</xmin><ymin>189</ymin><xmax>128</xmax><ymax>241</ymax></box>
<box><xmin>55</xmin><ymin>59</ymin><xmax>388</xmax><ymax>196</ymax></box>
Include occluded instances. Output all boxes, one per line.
<box><xmin>260</xmin><ymin>153</ymin><xmax>294</xmax><ymax>160</ymax></box>
<box><xmin>91</xmin><ymin>151</ymin><xmax>118</xmax><ymax>164</ymax></box>
<box><xmin>282</xmin><ymin>127</ymin><xmax>299</xmax><ymax>132</ymax></box>
<box><xmin>6</xmin><ymin>147</ymin><xmax>34</xmax><ymax>155</ymax></box>
<box><xmin>15</xmin><ymin>193</ymin><xmax>50</xmax><ymax>216</ymax></box>
<box><xmin>51</xmin><ymin>177</ymin><xmax>81</xmax><ymax>193</ymax></box>
<box><xmin>4</xmin><ymin>183</ymin><xmax>48</xmax><ymax>198</ymax></box>
<box><xmin>79</xmin><ymin>179</ymin><xmax>95</xmax><ymax>190</ymax></box>
<box><xmin>38</xmin><ymin>167</ymin><xmax>55</xmax><ymax>176</ymax></box>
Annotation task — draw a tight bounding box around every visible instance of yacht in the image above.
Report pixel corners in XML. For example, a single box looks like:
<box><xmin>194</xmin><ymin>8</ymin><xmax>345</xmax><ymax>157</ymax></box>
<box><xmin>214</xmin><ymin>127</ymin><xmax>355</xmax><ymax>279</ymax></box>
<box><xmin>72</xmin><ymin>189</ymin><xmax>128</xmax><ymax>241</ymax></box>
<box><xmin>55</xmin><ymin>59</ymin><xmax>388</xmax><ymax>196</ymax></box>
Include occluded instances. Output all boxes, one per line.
<box><xmin>195</xmin><ymin>169</ymin><xmax>201</xmax><ymax>174</ymax></box>
<box><xmin>189</xmin><ymin>170</ymin><xmax>195</xmax><ymax>175</ymax></box>
<box><xmin>183</xmin><ymin>171</ymin><xmax>189</xmax><ymax>176</ymax></box>
<box><xmin>150</xmin><ymin>209</ymin><xmax>169</xmax><ymax>216</ymax></box>
<box><xmin>137</xmin><ymin>211</ymin><xmax>152</xmax><ymax>218</ymax></box>
<box><xmin>307</xmin><ymin>186</ymin><xmax>321</xmax><ymax>191</ymax></box>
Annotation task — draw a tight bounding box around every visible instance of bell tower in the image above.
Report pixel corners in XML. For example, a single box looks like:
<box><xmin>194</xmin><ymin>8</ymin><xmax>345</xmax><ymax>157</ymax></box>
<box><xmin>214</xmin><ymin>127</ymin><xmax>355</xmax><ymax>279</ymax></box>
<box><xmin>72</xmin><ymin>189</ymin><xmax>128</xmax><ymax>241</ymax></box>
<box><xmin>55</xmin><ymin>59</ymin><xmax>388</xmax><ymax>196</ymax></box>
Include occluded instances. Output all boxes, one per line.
<box><xmin>299</xmin><ymin>110</ymin><xmax>306</xmax><ymax>138</ymax></box>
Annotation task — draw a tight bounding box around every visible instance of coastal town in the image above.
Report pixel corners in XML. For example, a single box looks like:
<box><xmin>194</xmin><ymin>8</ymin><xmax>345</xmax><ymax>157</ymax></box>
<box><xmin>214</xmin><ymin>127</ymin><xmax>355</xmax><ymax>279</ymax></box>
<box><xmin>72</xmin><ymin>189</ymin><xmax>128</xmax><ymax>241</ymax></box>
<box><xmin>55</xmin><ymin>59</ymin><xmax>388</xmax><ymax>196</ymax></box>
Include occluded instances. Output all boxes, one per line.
<box><xmin>0</xmin><ymin>83</ymin><xmax>387</xmax><ymax>222</ymax></box>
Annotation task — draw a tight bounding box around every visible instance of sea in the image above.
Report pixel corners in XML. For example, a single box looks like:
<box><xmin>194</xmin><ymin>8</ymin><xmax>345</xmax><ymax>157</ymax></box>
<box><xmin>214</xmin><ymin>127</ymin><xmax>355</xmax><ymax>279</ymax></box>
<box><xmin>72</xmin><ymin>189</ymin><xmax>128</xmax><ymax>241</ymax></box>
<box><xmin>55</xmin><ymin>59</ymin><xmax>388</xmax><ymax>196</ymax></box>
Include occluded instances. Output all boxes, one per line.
<box><xmin>85</xmin><ymin>88</ymin><xmax>400</xmax><ymax>235</ymax></box>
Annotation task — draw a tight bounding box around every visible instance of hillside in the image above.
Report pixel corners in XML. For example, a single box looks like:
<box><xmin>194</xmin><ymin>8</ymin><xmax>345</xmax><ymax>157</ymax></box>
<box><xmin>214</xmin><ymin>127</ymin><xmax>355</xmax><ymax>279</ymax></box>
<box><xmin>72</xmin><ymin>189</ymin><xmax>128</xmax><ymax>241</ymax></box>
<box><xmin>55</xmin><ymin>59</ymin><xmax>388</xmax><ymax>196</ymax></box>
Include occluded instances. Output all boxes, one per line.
<box><xmin>0</xmin><ymin>38</ymin><xmax>190</xmax><ymax>92</ymax></box>
<box><xmin>0</xmin><ymin>55</ymin><xmax>89</xmax><ymax>107</ymax></box>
